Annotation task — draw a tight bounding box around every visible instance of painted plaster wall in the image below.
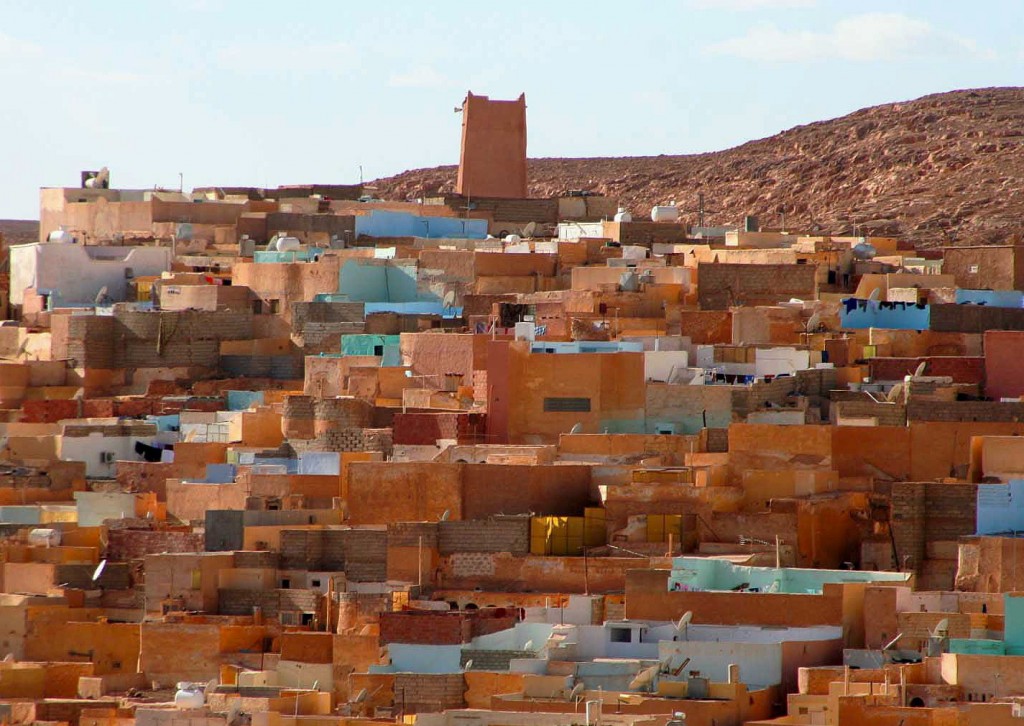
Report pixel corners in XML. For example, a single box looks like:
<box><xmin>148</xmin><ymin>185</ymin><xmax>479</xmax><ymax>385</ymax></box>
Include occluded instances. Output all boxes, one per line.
<box><xmin>9</xmin><ymin>243</ymin><xmax>171</xmax><ymax>306</ymax></box>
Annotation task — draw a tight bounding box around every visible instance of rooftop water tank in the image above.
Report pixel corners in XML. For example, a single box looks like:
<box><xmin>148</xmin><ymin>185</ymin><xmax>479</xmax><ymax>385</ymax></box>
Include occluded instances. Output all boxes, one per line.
<box><xmin>651</xmin><ymin>203</ymin><xmax>679</xmax><ymax>223</ymax></box>
<box><xmin>613</xmin><ymin>208</ymin><xmax>632</xmax><ymax>223</ymax></box>
<box><xmin>46</xmin><ymin>230</ymin><xmax>73</xmax><ymax>244</ymax></box>
<box><xmin>275</xmin><ymin>236</ymin><xmax>301</xmax><ymax>252</ymax></box>
<box><xmin>27</xmin><ymin>529</ymin><xmax>60</xmax><ymax>547</ymax></box>
<box><xmin>174</xmin><ymin>683</ymin><xmax>205</xmax><ymax>710</ymax></box>
<box><xmin>852</xmin><ymin>242</ymin><xmax>877</xmax><ymax>260</ymax></box>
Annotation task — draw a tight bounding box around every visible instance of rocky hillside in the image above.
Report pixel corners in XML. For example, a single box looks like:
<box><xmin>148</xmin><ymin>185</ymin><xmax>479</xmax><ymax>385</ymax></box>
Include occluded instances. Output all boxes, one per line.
<box><xmin>373</xmin><ymin>87</ymin><xmax>1024</xmax><ymax>246</ymax></box>
<box><xmin>0</xmin><ymin>220</ymin><xmax>37</xmax><ymax>247</ymax></box>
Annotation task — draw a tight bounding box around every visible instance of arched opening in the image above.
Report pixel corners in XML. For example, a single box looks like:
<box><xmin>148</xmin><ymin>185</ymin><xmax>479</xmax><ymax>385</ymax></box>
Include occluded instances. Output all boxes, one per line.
<box><xmin>909</xmin><ymin>697</ymin><xmax>925</xmax><ymax>708</ymax></box>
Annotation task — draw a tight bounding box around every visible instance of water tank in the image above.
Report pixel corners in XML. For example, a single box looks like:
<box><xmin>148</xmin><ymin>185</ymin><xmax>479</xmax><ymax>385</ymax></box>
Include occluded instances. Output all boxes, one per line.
<box><xmin>46</xmin><ymin>230</ymin><xmax>73</xmax><ymax>244</ymax></box>
<box><xmin>27</xmin><ymin>529</ymin><xmax>60</xmax><ymax>547</ymax></box>
<box><xmin>504</xmin><ymin>234</ymin><xmax>522</xmax><ymax>245</ymax></box>
<box><xmin>275</xmin><ymin>236</ymin><xmax>301</xmax><ymax>252</ymax></box>
<box><xmin>174</xmin><ymin>683</ymin><xmax>205</xmax><ymax>709</ymax></box>
<box><xmin>619</xmin><ymin>270</ymin><xmax>640</xmax><ymax>292</ymax></box>
<box><xmin>613</xmin><ymin>208</ymin><xmax>632</xmax><ymax>223</ymax></box>
<box><xmin>852</xmin><ymin>242</ymin><xmax>877</xmax><ymax>260</ymax></box>
<box><xmin>651</xmin><ymin>204</ymin><xmax>679</xmax><ymax>223</ymax></box>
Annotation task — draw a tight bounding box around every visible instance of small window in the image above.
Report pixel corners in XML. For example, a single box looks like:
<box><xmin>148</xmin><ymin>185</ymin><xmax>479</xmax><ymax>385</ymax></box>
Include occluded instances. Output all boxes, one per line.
<box><xmin>609</xmin><ymin>627</ymin><xmax>632</xmax><ymax>643</ymax></box>
<box><xmin>268</xmin><ymin>299</ymin><xmax>281</xmax><ymax>314</ymax></box>
<box><xmin>543</xmin><ymin>397</ymin><xmax>591</xmax><ymax>413</ymax></box>
<box><xmin>373</xmin><ymin>345</ymin><xmax>385</xmax><ymax>356</ymax></box>
<box><xmin>311</xmin><ymin>579</ymin><xmax>321</xmax><ymax>587</ymax></box>
<box><xmin>301</xmin><ymin>613</ymin><xmax>314</xmax><ymax>626</ymax></box>
<box><xmin>969</xmin><ymin>264</ymin><xmax>980</xmax><ymax>274</ymax></box>
<box><xmin>281</xmin><ymin>578</ymin><xmax>291</xmax><ymax>589</ymax></box>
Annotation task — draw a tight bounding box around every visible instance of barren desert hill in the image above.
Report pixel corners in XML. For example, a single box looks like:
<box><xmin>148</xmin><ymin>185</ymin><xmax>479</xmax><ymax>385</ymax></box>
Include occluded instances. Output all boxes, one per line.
<box><xmin>372</xmin><ymin>87</ymin><xmax>1024</xmax><ymax>246</ymax></box>
<box><xmin>0</xmin><ymin>219</ymin><xmax>38</xmax><ymax>247</ymax></box>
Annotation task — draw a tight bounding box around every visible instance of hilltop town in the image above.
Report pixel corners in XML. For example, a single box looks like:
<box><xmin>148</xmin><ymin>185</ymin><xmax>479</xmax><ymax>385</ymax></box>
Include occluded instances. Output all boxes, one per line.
<box><xmin>0</xmin><ymin>89</ymin><xmax>1023</xmax><ymax>726</ymax></box>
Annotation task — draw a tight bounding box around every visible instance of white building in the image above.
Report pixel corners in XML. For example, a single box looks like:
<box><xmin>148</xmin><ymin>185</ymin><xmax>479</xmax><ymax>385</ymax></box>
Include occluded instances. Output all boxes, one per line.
<box><xmin>9</xmin><ymin>241</ymin><xmax>171</xmax><ymax>308</ymax></box>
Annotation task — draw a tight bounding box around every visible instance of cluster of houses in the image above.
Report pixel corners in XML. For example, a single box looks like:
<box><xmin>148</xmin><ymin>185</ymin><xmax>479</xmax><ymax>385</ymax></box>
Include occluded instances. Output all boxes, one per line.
<box><xmin>0</xmin><ymin>93</ymin><xmax>1023</xmax><ymax>726</ymax></box>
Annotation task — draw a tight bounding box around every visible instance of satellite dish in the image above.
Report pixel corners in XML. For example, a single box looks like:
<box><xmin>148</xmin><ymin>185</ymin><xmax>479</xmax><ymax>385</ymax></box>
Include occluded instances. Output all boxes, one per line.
<box><xmin>94</xmin><ymin>286</ymin><xmax>111</xmax><ymax>306</ymax></box>
<box><xmin>463</xmin><ymin>659</ymin><xmax>474</xmax><ymax>671</ymax></box>
<box><xmin>351</xmin><ymin>689</ymin><xmax>368</xmax><ymax>704</ymax></box>
<box><xmin>913</xmin><ymin>361</ymin><xmax>927</xmax><ymax>378</ymax></box>
<box><xmin>92</xmin><ymin>559</ymin><xmax>107</xmax><ymax>582</ymax></box>
<box><xmin>443</xmin><ymin>290</ymin><xmax>457</xmax><ymax>310</ymax></box>
<box><xmin>933</xmin><ymin>619</ymin><xmax>950</xmax><ymax>638</ymax></box>
<box><xmin>522</xmin><ymin>221</ymin><xmax>537</xmax><ymax>238</ymax></box>
<box><xmin>867</xmin><ymin>288</ymin><xmax>881</xmax><ymax>302</ymax></box>
<box><xmin>2</xmin><ymin>654</ymin><xmax>13</xmax><ymax>663</ymax></box>
<box><xmin>440</xmin><ymin>509</ymin><xmax>451</xmax><ymax>522</ymax></box>
<box><xmin>311</xmin><ymin>680</ymin><xmax>319</xmax><ymax>691</ymax></box>
<box><xmin>569</xmin><ymin>682</ymin><xmax>585</xmax><ymax>700</ymax></box>
<box><xmin>805</xmin><ymin>312</ymin><xmax>822</xmax><ymax>333</ymax></box>
<box><xmin>882</xmin><ymin>633</ymin><xmax>903</xmax><ymax>651</ymax></box>
<box><xmin>627</xmin><ymin>665</ymin><xmax>658</xmax><ymax>691</ymax></box>
<box><xmin>569</xmin><ymin>423</ymin><xmax>583</xmax><ymax>435</ymax></box>
<box><xmin>226</xmin><ymin>703</ymin><xmax>243</xmax><ymax>726</ymax></box>
<box><xmin>523</xmin><ymin>640</ymin><xmax>533</xmax><ymax>651</ymax></box>
<box><xmin>675</xmin><ymin>611</ymin><xmax>693</xmax><ymax>632</ymax></box>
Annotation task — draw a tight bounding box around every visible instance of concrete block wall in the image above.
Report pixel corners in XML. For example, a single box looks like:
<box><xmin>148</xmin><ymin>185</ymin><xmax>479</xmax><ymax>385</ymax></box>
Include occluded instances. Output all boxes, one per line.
<box><xmin>278</xmin><ymin>528</ymin><xmax>387</xmax><ymax>581</ymax></box>
<box><xmin>55</xmin><ymin>562</ymin><xmax>132</xmax><ymax>590</ymax></box>
<box><xmin>890</xmin><ymin>481</ymin><xmax>977</xmax><ymax>577</ymax></box>
<box><xmin>108</xmin><ymin>529</ymin><xmax>206</xmax><ymax>560</ymax></box>
<box><xmin>388</xmin><ymin>522</ymin><xmax>440</xmax><ymax>548</ymax></box>
<box><xmin>437</xmin><ymin>517</ymin><xmax>530</xmax><ymax>555</ymax></box>
<box><xmin>234</xmin><ymin>550</ymin><xmax>281</xmax><ymax>569</ymax></box>
<box><xmin>280</xmin><ymin>530</ymin><xmax>325</xmax><ymax>571</ymax></box>
<box><xmin>832</xmin><ymin>400</ymin><xmax>908</xmax><ymax>426</ymax></box>
<box><xmin>907</xmin><ymin>400</ymin><xmax>1024</xmax><ymax>423</ymax></box>
<box><xmin>459</xmin><ymin>649</ymin><xmax>533</xmax><ymax>671</ymax></box>
<box><xmin>361</xmin><ymin>428</ymin><xmax>393</xmax><ymax>456</ymax></box>
<box><xmin>392</xmin><ymin>673</ymin><xmax>466</xmax><ymax>715</ymax></box>
<box><xmin>698</xmin><ymin>263</ymin><xmax>818</xmax><ymax>310</ymax></box>
<box><xmin>220</xmin><ymin>355</ymin><xmax>304</xmax><ymax>380</ymax></box>
<box><xmin>218</xmin><ymin>588</ymin><xmax>320</xmax><ymax>619</ymax></box>
<box><xmin>283</xmin><ymin>395</ymin><xmax>315</xmax><ymax>439</ymax></box>
<box><xmin>379</xmin><ymin>611</ymin><xmax>516</xmax><ymax>646</ymax></box>
<box><xmin>930</xmin><ymin>304</ymin><xmax>1024</xmax><ymax>333</ymax></box>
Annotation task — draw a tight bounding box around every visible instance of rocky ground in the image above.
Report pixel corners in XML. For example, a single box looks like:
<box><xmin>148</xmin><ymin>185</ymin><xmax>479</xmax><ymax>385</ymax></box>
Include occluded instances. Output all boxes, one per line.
<box><xmin>373</xmin><ymin>87</ymin><xmax>1024</xmax><ymax>247</ymax></box>
<box><xmin>0</xmin><ymin>219</ymin><xmax>38</xmax><ymax>246</ymax></box>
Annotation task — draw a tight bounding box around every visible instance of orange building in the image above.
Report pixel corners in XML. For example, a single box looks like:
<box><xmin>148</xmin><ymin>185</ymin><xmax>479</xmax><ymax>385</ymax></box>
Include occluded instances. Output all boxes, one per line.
<box><xmin>456</xmin><ymin>92</ymin><xmax>528</xmax><ymax>199</ymax></box>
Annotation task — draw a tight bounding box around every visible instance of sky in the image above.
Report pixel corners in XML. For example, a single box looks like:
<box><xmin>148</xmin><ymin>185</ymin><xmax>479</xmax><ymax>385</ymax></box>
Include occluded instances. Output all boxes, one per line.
<box><xmin>0</xmin><ymin>1</ymin><xmax>1021</xmax><ymax>219</ymax></box>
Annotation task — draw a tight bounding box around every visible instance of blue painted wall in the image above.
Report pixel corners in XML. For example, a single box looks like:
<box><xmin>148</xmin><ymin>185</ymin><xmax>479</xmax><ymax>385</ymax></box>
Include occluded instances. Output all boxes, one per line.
<box><xmin>840</xmin><ymin>299</ymin><xmax>930</xmax><ymax>330</ymax></box>
<box><xmin>955</xmin><ymin>289</ymin><xmax>1024</xmax><ymax>308</ymax></box>
<box><xmin>1004</xmin><ymin>594</ymin><xmax>1024</xmax><ymax>655</ymax></box>
<box><xmin>354</xmin><ymin>210</ymin><xmax>487</xmax><ymax>239</ymax></box>
<box><xmin>227</xmin><ymin>390</ymin><xmax>265</xmax><ymax>411</ymax></box>
<box><xmin>339</xmin><ymin>259</ymin><xmax>426</xmax><ymax>303</ymax></box>
<box><xmin>340</xmin><ymin>334</ymin><xmax>401</xmax><ymax>365</ymax></box>
<box><xmin>976</xmin><ymin>480</ymin><xmax>1024</xmax><ymax>535</ymax></box>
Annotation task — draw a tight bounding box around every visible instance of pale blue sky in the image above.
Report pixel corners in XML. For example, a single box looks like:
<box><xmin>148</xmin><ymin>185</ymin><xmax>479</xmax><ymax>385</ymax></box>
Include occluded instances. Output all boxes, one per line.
<box><xmin>1</xmin><ymin>1</ymin><xmax>1020</xmax><ymax>218</ymax></box>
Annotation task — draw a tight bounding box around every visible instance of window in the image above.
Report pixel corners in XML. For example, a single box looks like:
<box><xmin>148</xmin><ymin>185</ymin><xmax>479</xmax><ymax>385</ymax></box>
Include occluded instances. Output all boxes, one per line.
<box><xmin>268</xmin><ymin>299</ymin><xmax>281</xmax><ymax>314</ymax></box>
<box><xmin>609</xmin><ymin>627</ymin><xmax>632</xmax><ymax>643</ymax></box>
<box><xmin>543</xmin><ymin>397</ymin><xmax>591</xmax><ymax>413</ymax></box>
<box><xmin>311</xmin><ymin>579</ymin><xmax>321</xmax><ymax>587</ymax></box>
<box><xmin>969</xmin><ymin>264</ymin><xmax>980</xmax><ymax>274</ymax></box>
<box><xmin>373</xmin><ymin>345</ymin><xmax>385</xmax><ymax>356</ymax></box>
